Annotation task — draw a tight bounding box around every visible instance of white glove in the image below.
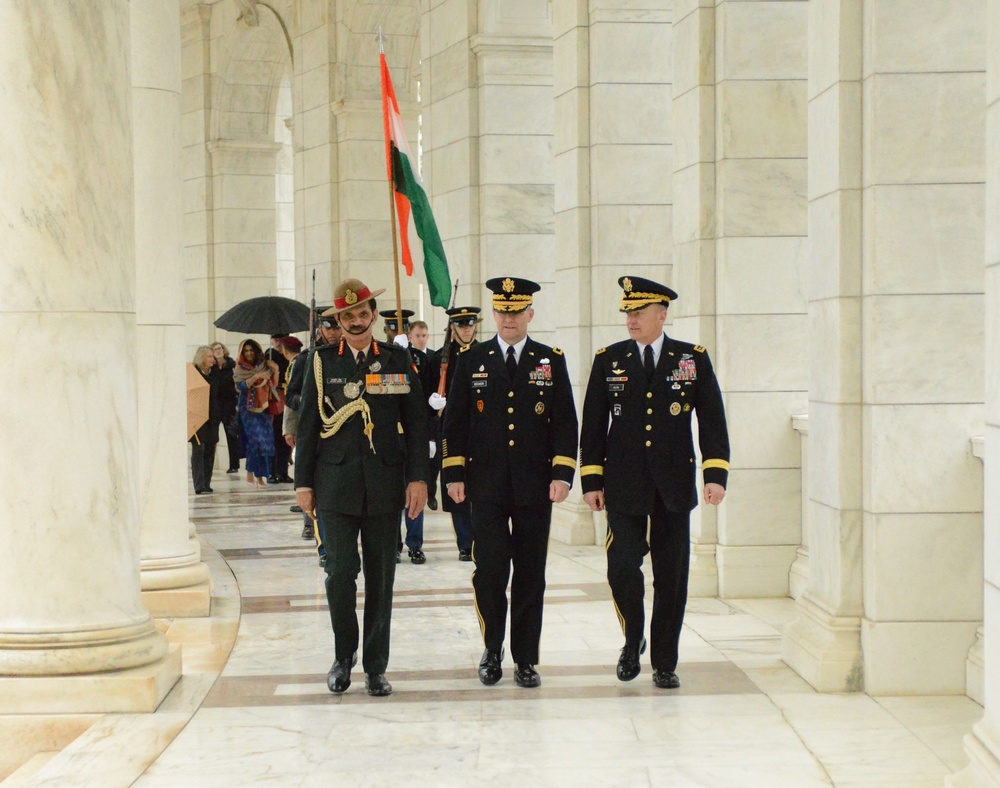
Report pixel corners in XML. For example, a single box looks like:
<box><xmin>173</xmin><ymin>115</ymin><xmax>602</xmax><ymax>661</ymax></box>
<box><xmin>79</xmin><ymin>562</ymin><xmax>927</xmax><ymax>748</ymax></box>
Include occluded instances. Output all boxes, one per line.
<box><xmin>429</xmin><ymin>440</ymin><xmax>437</xmax><ymax>459</ymax></box>
<box><xmin>428</xmin><ymin>392</ymin><xmax>447</xmax><ymax>411</ymax></box>
<box><xmin>393</xmin><ymin>334</ymin><xmax>409</xmax><ymax>348</ymax></box>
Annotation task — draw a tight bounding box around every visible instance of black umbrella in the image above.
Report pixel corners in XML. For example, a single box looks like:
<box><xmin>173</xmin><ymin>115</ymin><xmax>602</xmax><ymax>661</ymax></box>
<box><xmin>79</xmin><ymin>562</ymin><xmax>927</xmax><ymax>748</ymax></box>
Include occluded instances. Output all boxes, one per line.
<box><xmin>214</xmin><ymin>296</ymin><xmax>312</xmax><ymax>335</ymax></box>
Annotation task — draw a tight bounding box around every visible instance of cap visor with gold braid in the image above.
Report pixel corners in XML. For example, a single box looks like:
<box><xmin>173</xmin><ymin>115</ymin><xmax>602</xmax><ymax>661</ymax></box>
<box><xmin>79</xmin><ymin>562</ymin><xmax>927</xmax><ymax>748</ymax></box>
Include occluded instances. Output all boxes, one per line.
<box><xmin>486</xmin><ymin>276</ymin><xmax>541</xmax><ymax>313</ymax></box>
<box><xmin>618</xmin><ymin>275</ymin><xmax>678</xmax><ymax>312</ymax></box>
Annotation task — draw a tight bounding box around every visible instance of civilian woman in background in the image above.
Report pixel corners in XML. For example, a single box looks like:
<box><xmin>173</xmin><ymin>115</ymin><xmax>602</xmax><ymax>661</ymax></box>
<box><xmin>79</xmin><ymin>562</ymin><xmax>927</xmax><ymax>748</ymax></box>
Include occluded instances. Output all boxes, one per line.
<box><xmin>233</xmin><ymin>339</ymin><xmax>277</xmax><ymax>488</ymax></box>
<box><xmin>211</xmin><ymin>342</ymin><xmax>241</xmax><ymax>473</ymax></box>
<box><xmin>190</xmin><ymin>346</ymin><xmax>223</xmax><ymax>494</ymax></box>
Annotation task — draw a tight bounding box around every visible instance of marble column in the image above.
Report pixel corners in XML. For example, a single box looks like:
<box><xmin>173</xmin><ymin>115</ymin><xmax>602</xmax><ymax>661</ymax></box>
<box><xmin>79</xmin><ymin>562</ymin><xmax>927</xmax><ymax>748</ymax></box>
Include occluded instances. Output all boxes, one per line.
<box><xmin>951</xmin><ymin>0</ymin><xmax>1000</xmax><ymax>781</ymax></box>
<box><xmin>0</xmin><ymin>0</ymin><xmax>180</xmax><ymax>712</ymax></box>
<box><xmin>133</xmin><ymin>0</ymin><xmax>211</xmax><ymax>616</ymax></box>
<box><xmin>671</xmin><ymin>0</ymin><xmax>720</xmax><ymax>594</ymax></box>
<box><xmin>553</xmin><ymin>0</ymin><xmax>597</xmax><ymax>544</ymax></box>
<box><xmin>782</xmin><ymin>0</ymin><xmax>865</xmax><ymax>690</ymax></box>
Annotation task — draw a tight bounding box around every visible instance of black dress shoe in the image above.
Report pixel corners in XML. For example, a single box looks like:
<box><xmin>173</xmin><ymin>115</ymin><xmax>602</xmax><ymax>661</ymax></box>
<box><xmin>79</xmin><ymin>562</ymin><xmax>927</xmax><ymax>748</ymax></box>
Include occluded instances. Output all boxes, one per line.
<box><xmin>427</xmin><ymin>497</ymin><xmax>438</xmax><ymax>511</ymax></box>
<box><xmin>366</xmin><ymin>673</ymin><xmax>393</xmax><ymax>696</ymax></box>
<box><xmin>226</xmin><ymin>468</ymin><xmax>239</xmax><ymax>474</ymax></box>
<box><xmin>409</xmin><ymin>548</ymin><xmax>426</xmax><ymax>564</ymax></box>
<box><xmin>290</xmin><ymin>504</ymin><xmax>303</xmax><ymax>513</ymax></box>
<box><xmin>478</xmin><ymin>648</ymin><xmax>503</xmax><ymax>685</ymax></box>
<box><xmin>458</xmin><ymin>549</ymin><xmax>472</xmax><ymax>562</ymax></box>
<box><xmin>514</xmin><ymin>663</ymin><xmax>541</xmax><ymax>688</ymax></box>
<box><xmin>617</xmin><ymin>637</ymin><xmax>647</xmax><ymax>682</ymax></box>
<box><xmin>276</xmin><ymin>475</ymin><xmax>294</xmax><ymax>484</ymax></box>
<box><xmin>194</xmin><ymin>489</ymin><xmax>206</xmax><ymax>495</ymax></box>
<box><xmin>267</xmin><ymin>476</ymin><xmax>279</xmax><ymax>484</ymax></box>
<box><xmin>203</xmin><ymin>487</ymin><xmax>213</xmax><ymax>493</ymax></box>
<box><xmin>327</xmin><ymin>652</ymin><xmax>358</xmax><ymax>693</ymax></box>
<box><xmin>652</xmin><ymin>668</ymin><xmax>680</xmax><ymax>689</ymax></box>
<box><xmin>318</xmin><ymin>554</ymin><xmax>327</xmax><ymax>568</ymax></box>
<box><xmin>301</xmin><ymin>523</ymin><xmax>314</xmax><ymax>540</ymax></box>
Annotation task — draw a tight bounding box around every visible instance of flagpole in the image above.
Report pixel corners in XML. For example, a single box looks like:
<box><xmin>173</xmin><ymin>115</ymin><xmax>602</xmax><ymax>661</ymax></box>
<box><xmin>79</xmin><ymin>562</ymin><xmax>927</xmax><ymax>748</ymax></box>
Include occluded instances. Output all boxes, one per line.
<box><xmin>378</xmin><ymin>28</ymin><xmax>405</xmax><ymax>328</ymax></box>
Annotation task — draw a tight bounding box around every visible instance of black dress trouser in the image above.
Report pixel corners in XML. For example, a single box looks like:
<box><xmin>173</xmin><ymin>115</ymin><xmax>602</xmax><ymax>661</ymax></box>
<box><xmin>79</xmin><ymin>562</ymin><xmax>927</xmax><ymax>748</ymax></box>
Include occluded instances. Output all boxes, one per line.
<box><xmin>470</xmin><ymin>499</ymin><xmax>552</xmax><ymax>665</ymax></box>
<box><xmin>320</xmin><ymin>509</ymin><xmax>398</xmax><ymax>675</ymax></box>
<box><xmin>606</xmin><ymin>494</ymin><xmax>691</xmax><ymax>672</ymax></box>
<box><xmin>189</xmin><ymin>439</ymin><xmax>217</xmax><ymax>492</ymax></box>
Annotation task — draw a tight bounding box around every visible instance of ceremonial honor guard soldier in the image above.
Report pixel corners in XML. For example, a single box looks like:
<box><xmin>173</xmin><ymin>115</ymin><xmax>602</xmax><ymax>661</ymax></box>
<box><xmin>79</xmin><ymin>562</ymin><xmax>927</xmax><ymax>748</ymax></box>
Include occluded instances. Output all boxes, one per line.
<box><xmin>429</xmin><ymin>306</ymin><xmax>482</xmax><ymax>559</ymax></box>
<box><xmin>382</xmin><ymin>308</ymin><xmax>431</xmax><ymax>564</ymax></box>
<box><xmin>294</xmin><ymin>279</ymin><xmax>429</xmax><ymax>697</ymax></box>
<box><xmin>442</xmin><ymin>277</ymin><xmax>578</xmax><ymax>688</ymax></box>
<box><xmin>580</xmin><ymin>276</ymin><xmax>729</xmax><ymax>689</ymax></box>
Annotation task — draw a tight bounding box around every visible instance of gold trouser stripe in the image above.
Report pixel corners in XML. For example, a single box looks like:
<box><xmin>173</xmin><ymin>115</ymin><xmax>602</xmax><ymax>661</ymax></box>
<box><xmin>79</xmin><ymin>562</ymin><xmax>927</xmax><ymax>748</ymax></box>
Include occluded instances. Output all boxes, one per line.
<box><xmin>703</xmin><ymin>459</ymin><xmax>730</xmax><ymax>471</ymax></box>
<box><xmin>612</xmin><ymin>597</ymin><xmax>626</xmax><ymax>637</ymax></box>
<box><xmin>552</xmin><ymin>455</ymin><xmax>577</xmax><ymax>470</ymax></box>
<box><xmin>312</xmin><ymin>516</ymin><xmax>322</xmax><ymax>547</ymax></box>
<box><xmin>471</xmin><ymin>543</ymin><xmax>486</xmax><ymax>642</ymax></box>
<box><xmin>441</xmin><ymin>456</ymin><xmax>466</xmax><ymax>468</ymax></box>
<box><xmin>605</xmin><ymin>527</ymin><xmax>613</xmax><ymax>550</ymax></box>
<box><xmin>581</xmin><ymin>464</ymin><xmax>604</xmax><ymax>476</ymax></box>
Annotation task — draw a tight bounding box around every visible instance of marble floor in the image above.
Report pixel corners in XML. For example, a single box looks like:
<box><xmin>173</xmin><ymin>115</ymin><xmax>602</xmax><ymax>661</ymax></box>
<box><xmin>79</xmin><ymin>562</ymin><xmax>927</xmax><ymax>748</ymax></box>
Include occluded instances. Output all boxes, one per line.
<box><xmin>1</xmin><ymin>474</ymin><xmax>983</xmax><ymax>786</ymax></box>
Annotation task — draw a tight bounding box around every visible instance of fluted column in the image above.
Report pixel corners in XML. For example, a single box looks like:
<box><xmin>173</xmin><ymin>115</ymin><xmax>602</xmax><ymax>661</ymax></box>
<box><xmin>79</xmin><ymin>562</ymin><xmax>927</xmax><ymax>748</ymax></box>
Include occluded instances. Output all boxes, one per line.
<box><xmin>0</xmin><ymin>0</ymin><xmax>180</xmax><ymax>712</ymax></box>
<box><xmin>133</xmin><ymin>0</ymin><xmax>211</xmax><ymax>616</ymax></box>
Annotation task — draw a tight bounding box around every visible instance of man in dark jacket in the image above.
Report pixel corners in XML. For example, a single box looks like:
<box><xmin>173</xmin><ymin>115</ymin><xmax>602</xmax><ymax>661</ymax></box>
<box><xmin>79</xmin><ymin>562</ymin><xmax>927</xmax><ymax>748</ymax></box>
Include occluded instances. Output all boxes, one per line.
<box><xmin>295</xmin><ymin>279</ymin><xmax>429</xmax><ymax>697</ymax></box>
<box><xmin>429</xmin><ymin>307</ymin><xmax>481</xmax><ymax>559</ymax></box>
<box><xmin>442</xmin><ymin>277</ymin><xmax>578</xmax><ymax>689</ymax></box>
<box><xmin>579</xmin><ymin>275</ymin><xmax>729</xmax><ymax>690</ymax></box>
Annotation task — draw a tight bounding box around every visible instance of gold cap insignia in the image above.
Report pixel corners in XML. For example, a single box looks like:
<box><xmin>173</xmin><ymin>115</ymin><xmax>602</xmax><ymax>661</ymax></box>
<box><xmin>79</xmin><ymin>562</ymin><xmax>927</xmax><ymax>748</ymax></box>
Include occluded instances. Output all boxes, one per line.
<box><xmin>345</xmin><ymin>289</ymin><xmax>358</xmax><ymax>305</ymax></box>
<box><xmin>623</xmin><ymin>277</ymin><xmax>633</xmax><ymax>293</ymax></box>
<box><xmin>502</xmin><ymin>278</ymin><xmax>515</xmax><ymax>293</ymax></box>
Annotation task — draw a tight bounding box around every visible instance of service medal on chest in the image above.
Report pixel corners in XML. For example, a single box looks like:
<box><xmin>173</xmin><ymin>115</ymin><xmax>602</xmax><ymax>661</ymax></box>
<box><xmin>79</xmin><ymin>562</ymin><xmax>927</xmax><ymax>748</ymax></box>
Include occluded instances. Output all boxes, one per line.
<box><xmin>343</xmin><ymin>381</ymin><xmax>361</xmax><ymax>400</ymax></box>
<box><xmin>369</xmin><ymin>361</ymin><xmax>381</xmax><ymax>373</ymax></box>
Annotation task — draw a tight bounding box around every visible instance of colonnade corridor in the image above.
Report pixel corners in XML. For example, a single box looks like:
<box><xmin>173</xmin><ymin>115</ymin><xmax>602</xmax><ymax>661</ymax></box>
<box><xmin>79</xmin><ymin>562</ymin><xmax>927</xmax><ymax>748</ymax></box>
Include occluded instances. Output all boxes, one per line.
<box><xmin>1</xmin><ymin>475</ymin><xmax>982</xmax><ymax>786</ymax></box>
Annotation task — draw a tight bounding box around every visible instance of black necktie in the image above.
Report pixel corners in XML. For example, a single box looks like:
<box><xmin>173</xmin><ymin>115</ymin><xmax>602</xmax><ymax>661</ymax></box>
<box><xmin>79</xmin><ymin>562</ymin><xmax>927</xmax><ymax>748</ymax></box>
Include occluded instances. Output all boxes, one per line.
<box><xmin>643</xmin><ymin>345</ymin><xmax>655</xmax><ymax>383</ymax></box>
<box><xmin>506</xmin><ymin>346</ymin><xmax>517</xmax><ymax>379</ymax></box>
<box><xmin>357</xmin><ymin>350</ymin><xmax>365</xmax><ymax>369</ymax></box>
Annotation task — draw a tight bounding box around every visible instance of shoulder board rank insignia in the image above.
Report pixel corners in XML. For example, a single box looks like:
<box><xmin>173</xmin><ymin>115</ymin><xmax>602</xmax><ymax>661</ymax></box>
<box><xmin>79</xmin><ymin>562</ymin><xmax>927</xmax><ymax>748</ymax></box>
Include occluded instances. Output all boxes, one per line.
<box><xmin>694</xmin><ymin>345</ymin><xmax>705</xmax><ymax>353</ymax></box>
<box><xmin>552</xmin><ymin>347</ymin><xmax>563</xmax><ymax>356</ymax></box>
<box><xmin>595</xmin><ymin>347</ymin><xmax>606</xmax><ymax>355</ymax></box>
<box><xmin>460</xmin><ymin>345</ymin><xmax>471</xmax><ymax>353</ymax></box>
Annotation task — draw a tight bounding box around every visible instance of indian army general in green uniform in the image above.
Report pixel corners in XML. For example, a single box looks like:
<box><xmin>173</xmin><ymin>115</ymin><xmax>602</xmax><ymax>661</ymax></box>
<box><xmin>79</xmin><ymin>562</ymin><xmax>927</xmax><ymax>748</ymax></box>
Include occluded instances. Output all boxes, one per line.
<box><xmin>295</xmin><ymin>278</ymin><xmax>429</xmax><ymax>698</ymax></box>
<box><xmin>580</xmin><ymin>276</ymin><xmax>729</xmax><ymax>690</ymax></box>
<box><xmin>442</xmin><ymin>277</ymin><xmax>579</xmax><ymax>689</ymax></box>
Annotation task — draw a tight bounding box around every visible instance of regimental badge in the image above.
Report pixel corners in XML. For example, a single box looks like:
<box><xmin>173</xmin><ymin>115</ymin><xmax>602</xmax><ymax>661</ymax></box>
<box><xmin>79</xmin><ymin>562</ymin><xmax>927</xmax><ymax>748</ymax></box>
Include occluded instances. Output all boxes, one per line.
<box><xmin>670</xmin><ymin>402</ymin><xmax>682</xmax><ymax>416</ymax></box>
<box><xmin>683</xmin><ymin>404</ymin><xmax>691</xmax><ymax>412</ymax></box>
<box><xmin>535</xmin><ymin>402</ymin><xmax>545</xmax><ymax>415</ymax></box>
<box><xmin>369</xmin><ymin>360</ymin><xmax>381</xmax><ymax>373</ymax></box>
<box><xmin>502</xmin><ymin>277</ymin><xmax>515</xmax><ymax>293</ymax></box>
<box><xmin>477</xmin><ymin>400</ymin><xmax>484</xmax><ymax>413</ymax></box>
<box><xmin>345</xmin><ymin>289</ymin><xmax>358</xmax><ymax>305</ymax></box>
<box><xmin>343</xmin><ymin>381</ymin><xmax>361</xmax><ymax>400</ymax></box>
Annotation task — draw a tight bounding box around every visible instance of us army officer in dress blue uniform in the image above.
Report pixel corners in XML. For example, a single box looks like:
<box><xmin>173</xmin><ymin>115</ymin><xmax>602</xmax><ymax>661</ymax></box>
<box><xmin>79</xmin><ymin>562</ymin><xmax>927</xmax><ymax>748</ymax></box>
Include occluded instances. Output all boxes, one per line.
<box><xmin>579</xmin><ymin>276</ymin><xmax>729</xmax><ymax>690</ymax></box>
<box><xmin>295</xmin><ymin>278</ymin><xmax>429</xmax><ymax>698</ymax></box>
<box><xmin>442</xmin><ymin>277</ymin><xmax>579</xmax><ymax>689</ymax></box>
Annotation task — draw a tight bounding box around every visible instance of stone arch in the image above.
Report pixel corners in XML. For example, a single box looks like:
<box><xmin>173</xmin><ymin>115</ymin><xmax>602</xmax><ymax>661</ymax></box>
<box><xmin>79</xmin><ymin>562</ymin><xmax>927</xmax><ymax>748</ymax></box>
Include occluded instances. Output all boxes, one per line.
<box><xmin>338</xmin><ymin>0</ymin><xmax>420</xmax><ymax>101</ymax></box>
<box><xmin>212</xmin><ymin>0</ymin><xmax>293</xmax><ymax>142</ymax></box>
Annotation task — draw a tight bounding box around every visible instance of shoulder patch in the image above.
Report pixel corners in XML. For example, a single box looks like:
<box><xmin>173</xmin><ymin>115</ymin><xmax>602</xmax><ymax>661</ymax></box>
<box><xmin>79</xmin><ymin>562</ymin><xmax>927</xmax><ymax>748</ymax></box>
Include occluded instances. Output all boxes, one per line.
<box><xmin>595</xmin><ymin>347</ymin><xmax>606</xmax><ymax>355</ymax></box>
<box><xmin>552</xmin><ymin>347</ymin><xmax>564</xmax><ymax>356</ymax></box>
<box><xmin>694</xmin><ymin>345</ymin><xmax>706</xmax><ymax>353</ymax></box>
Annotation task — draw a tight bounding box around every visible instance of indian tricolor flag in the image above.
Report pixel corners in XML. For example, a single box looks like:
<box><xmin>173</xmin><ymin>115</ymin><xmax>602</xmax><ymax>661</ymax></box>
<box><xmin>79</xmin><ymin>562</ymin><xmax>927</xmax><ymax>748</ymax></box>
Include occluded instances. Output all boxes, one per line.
<box><xmin>380</xmin><ymin>53</ymin><xmax>451</xmax><ymax>308</ymax></box>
